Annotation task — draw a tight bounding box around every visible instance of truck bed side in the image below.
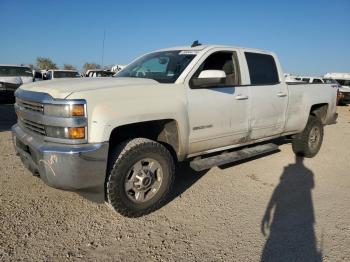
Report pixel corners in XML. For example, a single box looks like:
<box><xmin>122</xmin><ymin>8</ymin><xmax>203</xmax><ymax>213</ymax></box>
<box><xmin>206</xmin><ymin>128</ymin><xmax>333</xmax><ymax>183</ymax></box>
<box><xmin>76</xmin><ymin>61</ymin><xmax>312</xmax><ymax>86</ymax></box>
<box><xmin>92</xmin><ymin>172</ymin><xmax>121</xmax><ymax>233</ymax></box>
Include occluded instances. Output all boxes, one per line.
<box><xmin>284</xmin><ymin>83</ymin><xmax>337</xmax><ymax>133</ymax></box>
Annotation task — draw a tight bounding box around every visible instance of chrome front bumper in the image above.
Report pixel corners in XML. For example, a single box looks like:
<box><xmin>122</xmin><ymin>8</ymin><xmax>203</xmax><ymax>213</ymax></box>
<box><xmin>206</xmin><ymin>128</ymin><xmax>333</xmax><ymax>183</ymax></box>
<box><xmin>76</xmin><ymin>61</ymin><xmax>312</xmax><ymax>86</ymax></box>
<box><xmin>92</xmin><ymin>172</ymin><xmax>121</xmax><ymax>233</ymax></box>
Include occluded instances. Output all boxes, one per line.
<box><xmin>12</xmin><ymin>124</ymin><xmax>109</xmax><ymax>189</ymax></box>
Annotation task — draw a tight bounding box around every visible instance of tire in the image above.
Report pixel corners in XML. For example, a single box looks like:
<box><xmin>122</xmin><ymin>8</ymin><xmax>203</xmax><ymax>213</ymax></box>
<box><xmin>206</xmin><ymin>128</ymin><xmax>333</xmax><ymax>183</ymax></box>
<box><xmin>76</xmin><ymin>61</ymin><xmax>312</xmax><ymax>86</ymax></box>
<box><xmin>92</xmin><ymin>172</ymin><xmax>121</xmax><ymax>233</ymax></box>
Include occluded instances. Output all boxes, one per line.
<box><xmin>292</xmin><ymin>115</ymin><xmax>324</xmax><ymax>158</ymax></box>
<box><xmin>106</xmin><ymin>138</ymin><xmax>175</xmax><ymax>217</ymax></box>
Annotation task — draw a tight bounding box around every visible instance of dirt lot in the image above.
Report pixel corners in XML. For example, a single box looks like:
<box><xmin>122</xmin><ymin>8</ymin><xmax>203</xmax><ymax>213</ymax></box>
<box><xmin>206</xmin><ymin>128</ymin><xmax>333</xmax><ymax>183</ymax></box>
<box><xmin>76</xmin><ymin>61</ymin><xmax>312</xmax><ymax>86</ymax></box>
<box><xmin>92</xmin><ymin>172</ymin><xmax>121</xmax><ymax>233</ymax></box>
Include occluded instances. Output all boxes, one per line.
<box><xmin>0</xmin><ymin>102</ymin><xmax>349</xmax><ymax>261</ymax></box>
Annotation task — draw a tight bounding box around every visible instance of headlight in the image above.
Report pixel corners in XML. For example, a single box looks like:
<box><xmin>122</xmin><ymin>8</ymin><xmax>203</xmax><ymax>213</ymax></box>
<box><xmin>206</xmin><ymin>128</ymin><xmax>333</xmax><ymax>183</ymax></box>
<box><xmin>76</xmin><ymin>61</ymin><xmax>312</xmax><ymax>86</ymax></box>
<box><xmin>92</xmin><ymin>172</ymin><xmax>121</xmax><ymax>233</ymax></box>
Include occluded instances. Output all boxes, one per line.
<box><xmin>46</xmin><ymin>126</ymin><xmax>86</xmax><ymax>139</ymax></box>
<box><xmin>44</xmin><ymin>104</ymin><xmax>85</xmax><ymax>117</ymax></box>
<box><xmin>42</xmin><ymin>101</ymin><xmax>87</xmax><ymax>140</ymax></box>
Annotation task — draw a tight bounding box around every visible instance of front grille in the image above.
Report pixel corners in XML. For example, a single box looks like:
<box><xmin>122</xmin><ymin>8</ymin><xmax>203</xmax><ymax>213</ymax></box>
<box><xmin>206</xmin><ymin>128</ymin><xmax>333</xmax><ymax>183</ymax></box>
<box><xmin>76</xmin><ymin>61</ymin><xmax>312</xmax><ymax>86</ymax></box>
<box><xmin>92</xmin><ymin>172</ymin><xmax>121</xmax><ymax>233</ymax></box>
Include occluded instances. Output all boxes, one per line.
<box><xmin>19</xmin><ymin>118</ymin><xmax>46</xmax><ymax>135</ymax></box>
<box><xmin>16</xmin><ymin>98</ymin><xmax>44</xmax><ymax>113</ymax></box>
<box><xmin>16</xmin><ymin>98</ymin><xmax>46</xmax><ymax>136</ymax></box>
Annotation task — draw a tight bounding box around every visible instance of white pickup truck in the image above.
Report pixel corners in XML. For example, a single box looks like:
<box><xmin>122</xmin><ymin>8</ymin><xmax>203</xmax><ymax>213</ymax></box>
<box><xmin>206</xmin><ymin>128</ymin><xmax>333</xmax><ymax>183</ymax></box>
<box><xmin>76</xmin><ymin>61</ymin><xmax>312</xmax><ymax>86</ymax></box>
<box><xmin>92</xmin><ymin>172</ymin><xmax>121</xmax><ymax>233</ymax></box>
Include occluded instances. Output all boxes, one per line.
<box><xmin>12</xmin><ymin>44</ymin><xmax>338</xmax><ymax>217</ymax></box>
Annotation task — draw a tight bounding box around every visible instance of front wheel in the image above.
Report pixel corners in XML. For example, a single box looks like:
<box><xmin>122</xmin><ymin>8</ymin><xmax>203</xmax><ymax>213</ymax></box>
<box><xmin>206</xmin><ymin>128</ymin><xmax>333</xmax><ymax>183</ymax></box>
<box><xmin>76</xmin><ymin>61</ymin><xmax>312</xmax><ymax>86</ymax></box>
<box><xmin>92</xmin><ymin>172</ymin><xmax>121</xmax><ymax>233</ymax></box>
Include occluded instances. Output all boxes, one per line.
<box><xmin>292</xmin><ymin>115</ymin><xmax>324</xmax><ymax>158</ymax></box>
<box><xmin>106</xmin><ymin>138</ymin><xmax>175</xmax><ymax>217</ymax></box>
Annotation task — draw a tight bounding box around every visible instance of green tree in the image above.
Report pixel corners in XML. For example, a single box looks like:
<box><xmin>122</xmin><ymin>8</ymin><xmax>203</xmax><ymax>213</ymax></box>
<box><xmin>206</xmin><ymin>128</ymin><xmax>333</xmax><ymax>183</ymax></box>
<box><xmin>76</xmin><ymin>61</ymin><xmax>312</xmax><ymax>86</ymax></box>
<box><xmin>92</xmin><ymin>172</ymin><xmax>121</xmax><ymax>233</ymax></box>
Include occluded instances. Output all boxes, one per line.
<box><xmin>63</xmin><ymin>64</ymin><xmax>76</xmax><ymax>70</ymax></box>
<box><xmin>36</xmin><ymin>57</ymin><xmax>58</xmax><ymax>70</ymax></box>
<box><xmin>83</xmin><ymin>63</ymin><xmax>101</xmax><ymax>72</ymax></box>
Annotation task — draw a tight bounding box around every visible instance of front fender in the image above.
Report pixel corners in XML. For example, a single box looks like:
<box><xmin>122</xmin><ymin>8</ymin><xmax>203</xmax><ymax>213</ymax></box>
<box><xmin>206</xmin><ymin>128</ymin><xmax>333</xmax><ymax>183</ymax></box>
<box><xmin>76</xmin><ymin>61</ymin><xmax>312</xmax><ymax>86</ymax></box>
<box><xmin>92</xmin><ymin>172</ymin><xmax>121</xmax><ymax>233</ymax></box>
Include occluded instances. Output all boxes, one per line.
<box><xmin>68</xmin><ymin>87</ymin><xmax>190</xmax><ymax>160</ymax></box>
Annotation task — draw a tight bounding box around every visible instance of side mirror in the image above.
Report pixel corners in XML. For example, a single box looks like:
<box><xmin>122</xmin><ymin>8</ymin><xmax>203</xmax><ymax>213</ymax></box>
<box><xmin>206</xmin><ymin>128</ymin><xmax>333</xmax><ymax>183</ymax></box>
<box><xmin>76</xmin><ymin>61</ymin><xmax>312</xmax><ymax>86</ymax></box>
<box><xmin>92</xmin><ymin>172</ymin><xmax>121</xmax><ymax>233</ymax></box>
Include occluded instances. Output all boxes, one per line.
<box><xmin>191</xmin><ymin>70</ymin><xmax>226</xmax><ymax>88</ymax></box>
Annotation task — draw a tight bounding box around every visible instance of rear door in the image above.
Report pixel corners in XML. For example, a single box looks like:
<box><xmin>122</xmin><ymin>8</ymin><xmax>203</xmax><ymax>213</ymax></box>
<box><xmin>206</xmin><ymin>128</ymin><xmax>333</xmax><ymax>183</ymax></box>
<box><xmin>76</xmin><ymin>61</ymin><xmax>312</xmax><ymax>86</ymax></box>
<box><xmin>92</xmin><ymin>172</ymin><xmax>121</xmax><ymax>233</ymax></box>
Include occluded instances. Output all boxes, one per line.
<box><xmin>244</xmin><ymin>52</ymin><xmax>288</xmax><ymax>140</ymax></box>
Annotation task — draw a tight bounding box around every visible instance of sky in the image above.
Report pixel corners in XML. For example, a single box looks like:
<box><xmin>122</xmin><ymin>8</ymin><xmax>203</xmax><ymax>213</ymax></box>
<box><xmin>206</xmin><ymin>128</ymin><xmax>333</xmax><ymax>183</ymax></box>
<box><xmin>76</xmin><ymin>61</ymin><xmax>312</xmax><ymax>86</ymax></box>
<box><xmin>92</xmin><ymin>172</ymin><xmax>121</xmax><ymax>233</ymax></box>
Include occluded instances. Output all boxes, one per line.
<box><xmin>1</xmin><ymin>0</ymin><xmax>349</xmax><ymax>75</ymax></box>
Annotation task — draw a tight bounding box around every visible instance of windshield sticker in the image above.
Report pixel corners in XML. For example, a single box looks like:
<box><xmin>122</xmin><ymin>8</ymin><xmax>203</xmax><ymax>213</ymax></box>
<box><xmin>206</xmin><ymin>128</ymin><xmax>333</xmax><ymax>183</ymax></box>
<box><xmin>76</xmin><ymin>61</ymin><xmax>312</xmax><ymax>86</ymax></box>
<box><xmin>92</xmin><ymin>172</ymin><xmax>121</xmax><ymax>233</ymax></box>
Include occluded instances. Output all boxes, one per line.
<box><xmin>179</xmin><ymin>50</ymin><xmax>199</xmax><ymax>55</ymax></box>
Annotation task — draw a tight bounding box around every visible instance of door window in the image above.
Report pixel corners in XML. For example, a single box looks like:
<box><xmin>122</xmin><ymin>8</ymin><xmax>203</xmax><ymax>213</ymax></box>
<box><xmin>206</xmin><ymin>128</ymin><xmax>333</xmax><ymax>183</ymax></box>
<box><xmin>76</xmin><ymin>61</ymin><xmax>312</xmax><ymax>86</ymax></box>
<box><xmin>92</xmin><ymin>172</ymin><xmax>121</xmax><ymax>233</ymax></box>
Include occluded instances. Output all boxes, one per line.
<box><xmin>192</xmin><ymin>52</ymin><xmax>240</xmax><ymax>86</ymax></box>
<box><xmin>245</xmin><ymin>52</ymin><xmax>279</xmax><ymax>85</ymax></box>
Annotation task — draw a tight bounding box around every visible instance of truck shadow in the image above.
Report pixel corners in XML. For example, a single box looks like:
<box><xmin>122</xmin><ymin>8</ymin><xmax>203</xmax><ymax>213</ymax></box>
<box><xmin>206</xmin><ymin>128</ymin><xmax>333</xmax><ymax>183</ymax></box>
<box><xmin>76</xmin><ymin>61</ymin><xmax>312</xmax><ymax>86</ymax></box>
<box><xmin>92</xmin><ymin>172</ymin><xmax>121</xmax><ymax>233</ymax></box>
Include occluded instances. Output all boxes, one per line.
<box><xmin>260</xmin><ymin>156</ymin><xmax>322</xmax><ymax>262</ymax></box>
<box><xmin>0</xmin><ymin>102</ymin><xmax>17</xmax><ymax>132</ymax></box>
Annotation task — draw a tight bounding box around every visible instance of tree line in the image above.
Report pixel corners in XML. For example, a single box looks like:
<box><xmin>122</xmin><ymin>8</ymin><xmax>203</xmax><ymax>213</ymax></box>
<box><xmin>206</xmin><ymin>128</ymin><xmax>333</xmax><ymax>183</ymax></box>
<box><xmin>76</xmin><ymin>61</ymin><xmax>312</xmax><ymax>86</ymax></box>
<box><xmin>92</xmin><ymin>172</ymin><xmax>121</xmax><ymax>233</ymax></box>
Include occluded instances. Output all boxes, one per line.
<box><xmin>30</xmin><ymin>57</ymin><xmax>108</xmax><ymax>72</ymax></box>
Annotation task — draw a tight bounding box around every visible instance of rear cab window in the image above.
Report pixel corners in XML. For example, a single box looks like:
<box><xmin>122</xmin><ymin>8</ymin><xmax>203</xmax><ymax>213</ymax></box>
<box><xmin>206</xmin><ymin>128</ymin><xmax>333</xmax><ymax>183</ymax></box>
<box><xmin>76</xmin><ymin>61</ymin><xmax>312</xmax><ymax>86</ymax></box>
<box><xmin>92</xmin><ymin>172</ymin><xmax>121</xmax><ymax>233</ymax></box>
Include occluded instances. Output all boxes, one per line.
<box><xmin>244</xmin><ymin>52</ymin><xmax>279</xmax><ymax>85</ymax></box>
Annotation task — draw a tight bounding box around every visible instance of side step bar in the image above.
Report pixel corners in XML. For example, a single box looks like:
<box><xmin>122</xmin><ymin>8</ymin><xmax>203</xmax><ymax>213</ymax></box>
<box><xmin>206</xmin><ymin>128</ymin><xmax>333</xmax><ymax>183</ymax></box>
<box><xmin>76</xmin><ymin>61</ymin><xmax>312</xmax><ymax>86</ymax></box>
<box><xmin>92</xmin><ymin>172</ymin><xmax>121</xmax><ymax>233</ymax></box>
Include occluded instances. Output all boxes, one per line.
<box><xmin>190</xmin><ymin>143</ymin><xmax>279</xmax><ymax>172</ymax></box>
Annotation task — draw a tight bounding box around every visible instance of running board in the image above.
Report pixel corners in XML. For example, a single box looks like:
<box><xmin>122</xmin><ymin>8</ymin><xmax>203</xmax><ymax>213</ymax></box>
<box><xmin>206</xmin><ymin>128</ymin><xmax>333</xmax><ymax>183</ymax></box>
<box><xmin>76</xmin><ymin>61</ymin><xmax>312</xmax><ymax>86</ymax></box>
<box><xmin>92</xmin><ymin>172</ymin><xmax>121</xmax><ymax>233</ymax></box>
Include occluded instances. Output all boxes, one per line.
<box><xmin>190</xmin><ymin>143</ymin><xmax>279</xmax><ymax>171</ymax></box>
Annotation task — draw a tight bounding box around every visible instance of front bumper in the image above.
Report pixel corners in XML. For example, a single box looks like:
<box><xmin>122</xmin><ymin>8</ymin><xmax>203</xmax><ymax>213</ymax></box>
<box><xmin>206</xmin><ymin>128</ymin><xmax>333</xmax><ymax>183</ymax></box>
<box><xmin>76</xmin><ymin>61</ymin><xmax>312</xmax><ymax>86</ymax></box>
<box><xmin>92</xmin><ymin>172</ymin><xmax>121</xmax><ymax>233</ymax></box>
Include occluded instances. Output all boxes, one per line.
<box><xmin>12</xmin><ymin>124</ymin><xmax>109</xmax><ymax>189</ymax></box>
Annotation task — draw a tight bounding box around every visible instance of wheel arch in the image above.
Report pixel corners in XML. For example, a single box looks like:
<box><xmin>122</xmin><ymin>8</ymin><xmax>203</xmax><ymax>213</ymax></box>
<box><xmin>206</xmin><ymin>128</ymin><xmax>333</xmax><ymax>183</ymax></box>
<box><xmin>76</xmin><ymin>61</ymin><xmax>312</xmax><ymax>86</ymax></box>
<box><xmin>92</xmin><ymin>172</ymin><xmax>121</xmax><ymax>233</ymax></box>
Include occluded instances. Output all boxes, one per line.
<box><xmin>108</xmin><ymin>119</ymin><xmax>181</xmax><ymax>163</ymax></box>
<box><xmin>309</xmin><ymin>103</ymin><xmax>328</xmax><ymax>124</ymax></box>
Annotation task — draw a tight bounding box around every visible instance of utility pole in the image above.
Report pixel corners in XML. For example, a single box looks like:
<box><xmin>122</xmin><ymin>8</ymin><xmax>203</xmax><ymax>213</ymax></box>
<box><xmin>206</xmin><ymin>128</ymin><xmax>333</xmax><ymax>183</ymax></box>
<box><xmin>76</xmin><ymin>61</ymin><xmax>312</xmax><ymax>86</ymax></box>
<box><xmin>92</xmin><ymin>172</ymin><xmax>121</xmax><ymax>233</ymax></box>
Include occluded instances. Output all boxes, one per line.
<box><xmin>101</xmin><ymin>30</ymin><xmax>106</xmax><ymax>68</ymax></box>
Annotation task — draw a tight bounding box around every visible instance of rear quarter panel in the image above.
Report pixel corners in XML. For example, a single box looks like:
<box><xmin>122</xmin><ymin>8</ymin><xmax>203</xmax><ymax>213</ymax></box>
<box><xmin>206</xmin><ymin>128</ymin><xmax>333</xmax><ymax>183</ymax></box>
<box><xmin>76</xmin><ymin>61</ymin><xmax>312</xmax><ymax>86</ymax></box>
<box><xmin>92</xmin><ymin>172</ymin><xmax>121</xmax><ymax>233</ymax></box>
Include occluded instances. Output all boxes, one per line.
<box><xmin>284</xmin><ymin>84</ymin><xmax>337</xmax><ymax>133</ymax></box>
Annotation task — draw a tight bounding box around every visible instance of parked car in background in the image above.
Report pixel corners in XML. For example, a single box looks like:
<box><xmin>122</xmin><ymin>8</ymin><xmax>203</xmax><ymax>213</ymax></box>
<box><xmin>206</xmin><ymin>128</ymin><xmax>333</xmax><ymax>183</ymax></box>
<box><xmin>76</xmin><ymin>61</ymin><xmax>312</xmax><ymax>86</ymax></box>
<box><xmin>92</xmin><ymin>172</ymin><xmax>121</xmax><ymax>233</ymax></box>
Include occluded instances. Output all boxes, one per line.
<box><xmin>294</xmin><ymin>76</ymin><xmax>325</xmax><ymax>84</ymax></box>
<box><xmin>85</xmin><ymin>70</ymin><xmax>115</xmax><ymax>77</ymax></box>
<box><xmin>0</xmin><ymin>64</ymin><xmax>33</xmax><ymax>84</ymax></box>
<box><xmin>111</xmin><ymin>64</ymin><xmax>125</xmax><ymax>73</ymax></box>
<box><xmin>0</xmin><ymin>81</ymin><xmax>22</xmax><ymax>100</ymax></box>
<box><xmin>324</xmin><ymin>73</ymin><xmax>350</xmax><ymax>104</ymax></box>
<box><xmin>0</xmin><ymin>65</ymin><xmax>33</xmax><ymax>99</ymax></box>
<box><xmin>284</xmin><ymin>74</ymin><xmax>304</xmax><ymax>84</ymax></box>
<box><xmin>44</xmin><ymin>70</ymin><xmax>81</xmax><ymax>80</ymax></box>
<box><xmin>33</xmin><ymin>70</ymin><xmax>47</xmax><ymax>82</ymax></box>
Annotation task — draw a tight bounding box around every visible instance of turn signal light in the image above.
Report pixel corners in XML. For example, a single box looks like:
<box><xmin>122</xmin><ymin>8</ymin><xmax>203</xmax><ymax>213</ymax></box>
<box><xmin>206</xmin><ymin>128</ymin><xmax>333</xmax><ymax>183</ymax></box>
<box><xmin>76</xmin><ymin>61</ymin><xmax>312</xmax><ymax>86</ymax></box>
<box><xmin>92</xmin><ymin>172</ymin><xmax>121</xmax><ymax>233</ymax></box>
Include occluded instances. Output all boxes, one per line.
<box><xmin>71</xmin><ymin>104</ymin><xmax>85</xmax><ymax>116</ymax></box>
<box><xmin>68</xmin><ymin>127</ymin><xmax>85</xmax><ymax>139</ymax></box>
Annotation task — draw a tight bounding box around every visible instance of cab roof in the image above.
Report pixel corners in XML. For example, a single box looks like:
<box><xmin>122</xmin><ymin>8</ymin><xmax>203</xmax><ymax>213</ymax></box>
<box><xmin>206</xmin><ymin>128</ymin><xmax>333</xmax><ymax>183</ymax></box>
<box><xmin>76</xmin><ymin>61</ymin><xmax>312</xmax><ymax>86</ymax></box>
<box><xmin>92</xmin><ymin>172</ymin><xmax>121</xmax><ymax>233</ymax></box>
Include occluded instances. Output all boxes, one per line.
<box><xmin>156</xmin><ymin>44</ymin><xmax>272</xmax><ymax>55</ymax></box>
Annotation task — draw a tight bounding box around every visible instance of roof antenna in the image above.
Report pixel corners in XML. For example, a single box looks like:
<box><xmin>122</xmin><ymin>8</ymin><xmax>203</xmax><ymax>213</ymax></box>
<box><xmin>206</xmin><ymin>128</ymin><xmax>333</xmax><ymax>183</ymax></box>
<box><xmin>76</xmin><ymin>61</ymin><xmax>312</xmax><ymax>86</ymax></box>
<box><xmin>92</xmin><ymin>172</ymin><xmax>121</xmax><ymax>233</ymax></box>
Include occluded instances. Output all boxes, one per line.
<box><xmin>191</xmin><ymin>40</ymin><xmax>201</xmax><ymax>47</ymax></box>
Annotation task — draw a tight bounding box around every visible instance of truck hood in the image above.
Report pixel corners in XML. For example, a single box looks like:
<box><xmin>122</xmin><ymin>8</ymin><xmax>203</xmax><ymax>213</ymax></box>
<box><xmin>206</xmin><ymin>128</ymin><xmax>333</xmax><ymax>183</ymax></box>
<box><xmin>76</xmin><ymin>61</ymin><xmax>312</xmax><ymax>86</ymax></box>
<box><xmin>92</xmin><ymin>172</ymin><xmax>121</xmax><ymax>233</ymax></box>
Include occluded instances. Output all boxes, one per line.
<box><xmin>19</xmin><ymin>77</ymin><xmax>159</xmax><ymax>99</ymax></box>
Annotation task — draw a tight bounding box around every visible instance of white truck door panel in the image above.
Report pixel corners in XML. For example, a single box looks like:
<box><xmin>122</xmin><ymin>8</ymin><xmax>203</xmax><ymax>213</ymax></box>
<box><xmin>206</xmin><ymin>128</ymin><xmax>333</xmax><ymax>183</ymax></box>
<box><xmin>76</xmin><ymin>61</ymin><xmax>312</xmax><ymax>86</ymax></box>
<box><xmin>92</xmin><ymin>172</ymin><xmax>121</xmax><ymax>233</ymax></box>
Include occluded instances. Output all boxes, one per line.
<box><xmin>188</xmin><ymin>86</ymin><xmax>249</xmax><ymax>153</ymax></box>
<box><xmin>249</xmin><ymin>83</ymin><xmax>288</xmax><ymax>139</ymax></box>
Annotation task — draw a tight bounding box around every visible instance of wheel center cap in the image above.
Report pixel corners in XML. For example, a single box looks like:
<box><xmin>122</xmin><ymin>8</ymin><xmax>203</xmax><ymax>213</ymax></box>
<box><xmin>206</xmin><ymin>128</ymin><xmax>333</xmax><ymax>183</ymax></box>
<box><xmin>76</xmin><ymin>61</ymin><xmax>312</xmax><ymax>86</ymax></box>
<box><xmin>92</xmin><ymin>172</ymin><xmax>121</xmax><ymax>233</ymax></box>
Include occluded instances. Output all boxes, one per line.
<box><xmin>142</xmin><ymin>177</ymin><xmax>151</xmax><ymax>187</ymax></box>
<box><xmin>135</xmin><ymin>170</ymin><xmax>153</xmax><ymax>189</ymax></box>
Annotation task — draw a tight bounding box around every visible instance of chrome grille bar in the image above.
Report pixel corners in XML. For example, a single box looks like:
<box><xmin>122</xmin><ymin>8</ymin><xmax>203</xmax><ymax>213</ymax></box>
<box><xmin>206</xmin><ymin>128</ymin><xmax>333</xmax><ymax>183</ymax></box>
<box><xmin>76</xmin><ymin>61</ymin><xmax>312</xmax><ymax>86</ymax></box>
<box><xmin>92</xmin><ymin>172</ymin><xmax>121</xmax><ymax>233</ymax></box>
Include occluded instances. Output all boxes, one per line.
<box><xmin>19</xmin><ymin>119</ymin><xmax>46</xmax><ymax>135</ymax></box>
<box><xmin>16</xmin><ymin>98</ymin><xmax>44</xmax><ymax>113</ymax></box>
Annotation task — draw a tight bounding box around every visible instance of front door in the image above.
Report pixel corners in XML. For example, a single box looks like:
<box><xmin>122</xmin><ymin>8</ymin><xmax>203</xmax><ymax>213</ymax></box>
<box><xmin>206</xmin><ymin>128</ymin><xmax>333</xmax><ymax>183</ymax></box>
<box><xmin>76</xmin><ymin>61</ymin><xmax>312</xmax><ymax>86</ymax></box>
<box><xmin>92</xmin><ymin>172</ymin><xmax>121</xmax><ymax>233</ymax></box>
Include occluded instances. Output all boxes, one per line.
<box><xmin>186</xmin><ymin>51</ymin><xmax>249</xmax><ymax>154</ymax></box>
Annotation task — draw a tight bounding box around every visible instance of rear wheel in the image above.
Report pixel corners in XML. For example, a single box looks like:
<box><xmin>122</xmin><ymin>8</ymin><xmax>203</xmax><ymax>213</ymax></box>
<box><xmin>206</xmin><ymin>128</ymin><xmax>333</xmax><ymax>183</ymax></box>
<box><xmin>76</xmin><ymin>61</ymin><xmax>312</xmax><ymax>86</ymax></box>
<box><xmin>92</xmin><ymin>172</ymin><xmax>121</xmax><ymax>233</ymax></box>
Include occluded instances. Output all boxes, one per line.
<box><xmin>292</xmin><ymin>115</ymin><xmax>324</xmax><ymax>158</ymax></box>
<box><xmin>106</xmin><ymin>138</ymin><xmax>175</xmax><ymax>217</ymax></box>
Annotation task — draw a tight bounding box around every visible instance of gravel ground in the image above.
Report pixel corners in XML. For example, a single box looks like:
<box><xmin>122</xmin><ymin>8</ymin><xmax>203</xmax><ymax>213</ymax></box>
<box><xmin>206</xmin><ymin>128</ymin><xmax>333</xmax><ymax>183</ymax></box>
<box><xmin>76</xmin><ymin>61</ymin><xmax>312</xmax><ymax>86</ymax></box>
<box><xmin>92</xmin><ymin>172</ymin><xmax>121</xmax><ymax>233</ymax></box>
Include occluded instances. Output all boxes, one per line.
<box><xmin>0</xmin><ymin>102</ymin><xmax>349</xmax><ymax>261</ymax></box>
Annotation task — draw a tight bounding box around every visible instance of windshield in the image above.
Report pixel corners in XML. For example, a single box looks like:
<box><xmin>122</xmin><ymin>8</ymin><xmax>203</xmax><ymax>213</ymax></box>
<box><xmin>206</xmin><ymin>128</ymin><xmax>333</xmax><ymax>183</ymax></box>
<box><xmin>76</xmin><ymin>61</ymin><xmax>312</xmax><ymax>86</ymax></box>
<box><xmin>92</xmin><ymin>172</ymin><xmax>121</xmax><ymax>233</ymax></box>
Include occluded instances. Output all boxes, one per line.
<box><xmin>116</xmin><ymin>51</ymin><xmax>196</xmax><ymax>83</ymax></box>
<box><xmin>335</xmin><ymin>79</ymin><xmax>350</xmax><ymax>87</ymax></box>
<box><xmin>53</xmin><ymin>71</ymin><xmax>80</xmax><ymax>78</ymax></box>
<box><xmin>0</xmin><ymin>66</ymin><xmax>32</xmax><ymax>77</ymax></box>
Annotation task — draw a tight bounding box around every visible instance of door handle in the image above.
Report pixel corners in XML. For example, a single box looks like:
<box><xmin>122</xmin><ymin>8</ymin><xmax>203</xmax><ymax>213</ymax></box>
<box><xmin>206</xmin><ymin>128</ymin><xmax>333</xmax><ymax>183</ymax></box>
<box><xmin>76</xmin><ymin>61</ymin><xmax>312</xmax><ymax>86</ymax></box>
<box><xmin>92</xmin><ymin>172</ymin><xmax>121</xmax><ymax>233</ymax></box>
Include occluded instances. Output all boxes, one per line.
<box><xmin>235</xmin><ymin>94</ymin><xmax>248</xmax><ymax>100</ymax></box>
<box><xmin>277</xmin><ymin>92</ymin><xmax>287</xmax><ymax>97</ymax></box>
